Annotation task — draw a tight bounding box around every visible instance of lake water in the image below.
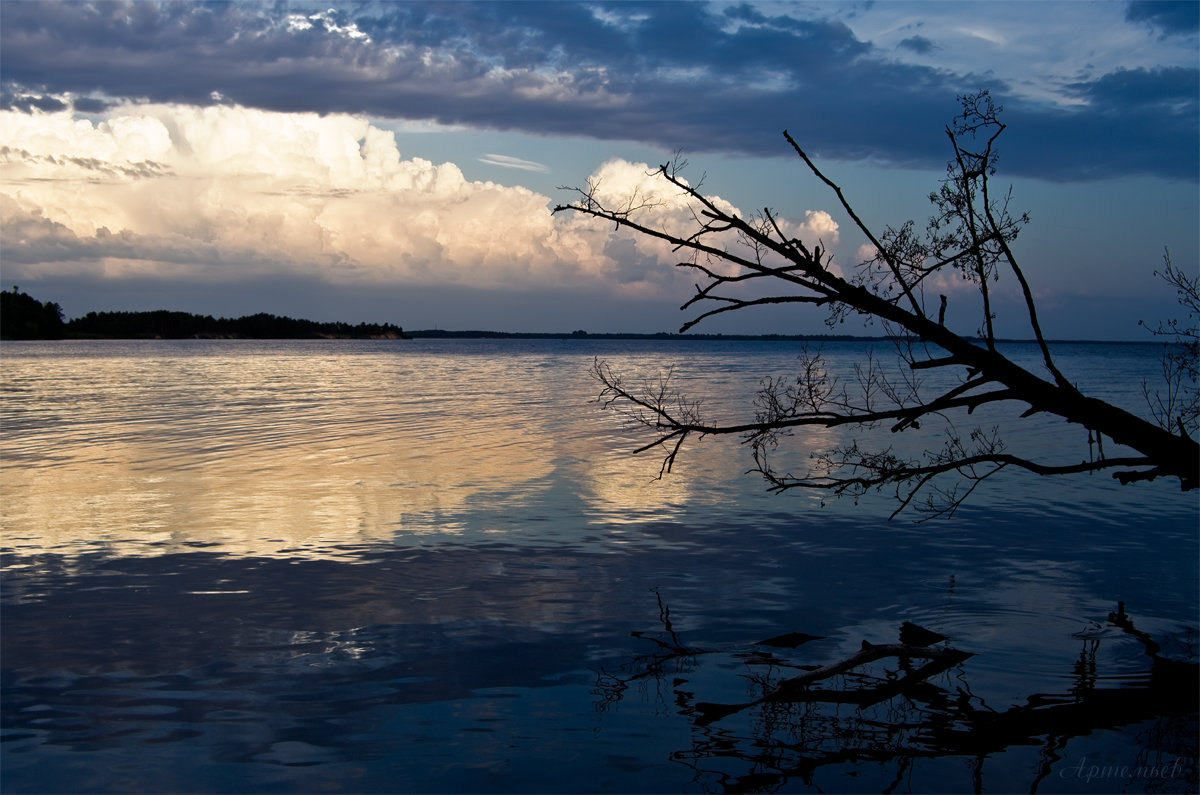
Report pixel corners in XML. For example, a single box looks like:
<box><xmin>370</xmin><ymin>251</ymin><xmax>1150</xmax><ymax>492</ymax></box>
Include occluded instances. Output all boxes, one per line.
<box><xmin>1</xmin><ymin>339</ymin><xmax>1196</xmax><ymax>793</ymax></box>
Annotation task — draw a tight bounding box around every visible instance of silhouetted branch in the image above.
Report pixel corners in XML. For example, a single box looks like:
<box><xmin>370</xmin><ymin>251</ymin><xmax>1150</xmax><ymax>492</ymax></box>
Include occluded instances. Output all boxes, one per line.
<box><xmin>558</xmin><ymin>92</ymin><xmax>1199</xmax><ymax>515</ymax></box>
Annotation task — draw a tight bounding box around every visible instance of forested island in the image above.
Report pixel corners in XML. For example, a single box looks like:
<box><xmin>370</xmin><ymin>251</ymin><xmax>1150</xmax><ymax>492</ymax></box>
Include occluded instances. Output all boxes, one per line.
<box><xmin>0</xmin><ymin>288</ymin><xmax>408</xmax><ymax>340</ymax></box>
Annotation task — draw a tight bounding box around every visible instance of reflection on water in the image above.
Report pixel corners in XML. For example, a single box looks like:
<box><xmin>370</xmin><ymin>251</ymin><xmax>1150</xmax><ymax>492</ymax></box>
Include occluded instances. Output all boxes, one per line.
<box><xmin>599</xmin><ymin>596</ymin><xmax>1196</xmax><ymax>794</ymax></box>
<box><xmin>2</xmin><ymin>340</ymin><xmax>726</xmax><ymax>557</ymax></box>
<box><xmin>2</xmin><ymin>339</ymin><xmax>1197</xmax><ymax>793</ymax></box>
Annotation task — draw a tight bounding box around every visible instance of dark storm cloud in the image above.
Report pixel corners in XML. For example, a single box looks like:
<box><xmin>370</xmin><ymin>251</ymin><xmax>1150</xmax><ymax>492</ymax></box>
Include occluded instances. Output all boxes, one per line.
<box><xmin>1124</xmin><ymin>0</ymin><xmax>1199</xmax><ymax>37</ymax></box>
<box><xmin>898</xmin><ymin>35</ymin><xmax>935</xmax><ymax>54</ymax></box>
<box><xmin>1067</xmin><ymin>66</ymin><xmax>1199</xmax><ymax>109</ymax></box>
<box><xmin>1</xmin><ymin>1</ymin><xmax>1195</xmax><ymax>181</ymax></box>
<box><xmin>1001</xmin><ymin>66</ymin><xmax>1200</xmax><ymax>182</ymax></box>
<box><xmin>1</xmin><ymin>91</ymin><xmax>68</xmax><ymax>113</ymax></box>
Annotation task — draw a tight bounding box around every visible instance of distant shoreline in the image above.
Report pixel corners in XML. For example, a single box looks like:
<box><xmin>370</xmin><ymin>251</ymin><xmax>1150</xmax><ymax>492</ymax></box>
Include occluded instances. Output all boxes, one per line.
<box><xmin>404</xmin><ymin>330</ymin><xmax>1154</xmax><ymax>344</ymax></box>
<box><xmin>407</xmin><ymin>329</ymin><xmax>870</xmax><ymax>341</ymax></box>
<box><xmin>16</xmin><ymin>330</ymin><xmax>1155</xmax><ymax>344</ymax></box>
<box><xmin>0</xmin><ymin>290</ymin><xmax>1155</xmax><ymax>345</ymax></box>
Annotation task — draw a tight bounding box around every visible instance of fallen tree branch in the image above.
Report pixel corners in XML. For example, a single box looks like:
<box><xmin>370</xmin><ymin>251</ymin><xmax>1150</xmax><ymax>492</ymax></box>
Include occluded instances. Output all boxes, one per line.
<box><xmin>695</xmin><ymin>641</ymin><xmax>973</xmax><ymax>725</ymax></box>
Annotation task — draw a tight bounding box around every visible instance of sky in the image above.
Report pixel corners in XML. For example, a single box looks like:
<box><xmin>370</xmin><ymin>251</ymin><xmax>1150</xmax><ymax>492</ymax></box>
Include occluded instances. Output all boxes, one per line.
<box><xmin>0</xmin><ymin>1</ymin><xmax>1196</xmax><ymax>338</ymax></box>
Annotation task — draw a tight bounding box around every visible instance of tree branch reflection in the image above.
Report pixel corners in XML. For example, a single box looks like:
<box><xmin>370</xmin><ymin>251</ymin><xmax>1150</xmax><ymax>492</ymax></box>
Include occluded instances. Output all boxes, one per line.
<box><xmin>594</xmin><ymin>596</ymin><xmax>1198</xmax><ymax>793</ymax></box>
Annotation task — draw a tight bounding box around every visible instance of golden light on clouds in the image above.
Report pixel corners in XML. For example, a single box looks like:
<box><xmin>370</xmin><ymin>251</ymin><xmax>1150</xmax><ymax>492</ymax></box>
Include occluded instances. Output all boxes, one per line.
<box><xmin>0</xmin><ymin>103</ymin><xmax>838</xmax><ymax>297</ymax></box>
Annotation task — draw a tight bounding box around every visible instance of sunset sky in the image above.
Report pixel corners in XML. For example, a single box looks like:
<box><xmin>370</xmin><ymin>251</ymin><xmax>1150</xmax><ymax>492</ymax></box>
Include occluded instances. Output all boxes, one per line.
<box><xmin>1</xmin><ymin>1</ymin><xmax>1196</xmax><ymax>338</ymax></box>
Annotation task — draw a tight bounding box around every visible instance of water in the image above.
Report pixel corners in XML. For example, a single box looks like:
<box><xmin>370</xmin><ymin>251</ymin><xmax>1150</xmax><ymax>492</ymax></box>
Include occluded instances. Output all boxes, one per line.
<box><xmin>2</xmin><ymin>339</ymin><xmax>1196</xmax><ymax>793</ymax></box>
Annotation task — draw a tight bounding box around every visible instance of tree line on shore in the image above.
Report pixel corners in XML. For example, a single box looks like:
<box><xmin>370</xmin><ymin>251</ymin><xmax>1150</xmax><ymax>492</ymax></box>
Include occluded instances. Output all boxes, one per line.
<box><xmin>0</xmin><ymin>288</ymin><xmax>408</xmax><ymax>340</ymax></box>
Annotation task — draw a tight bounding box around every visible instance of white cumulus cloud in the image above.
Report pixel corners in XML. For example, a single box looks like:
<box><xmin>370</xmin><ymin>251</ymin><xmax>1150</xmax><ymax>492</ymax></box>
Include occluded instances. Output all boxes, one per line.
<box><xmin>0</xmin><ymin>103</ymin><xmax>837</xmax><ymax>299</ymax></box>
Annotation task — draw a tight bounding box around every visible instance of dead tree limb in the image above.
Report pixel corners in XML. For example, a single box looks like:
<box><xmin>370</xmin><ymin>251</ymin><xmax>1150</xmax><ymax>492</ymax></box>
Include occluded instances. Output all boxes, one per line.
<box><xmin>555</xmin><ymin>91</ymin><xmax>1199</xmax><ymax>516</ymax></box>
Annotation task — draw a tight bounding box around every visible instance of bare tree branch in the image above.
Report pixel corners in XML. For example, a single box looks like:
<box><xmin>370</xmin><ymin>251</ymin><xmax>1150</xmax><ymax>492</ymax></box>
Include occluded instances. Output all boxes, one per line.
<box><xmin>558</xmin><ymin>92</ymin><xmax>1199</xmax><ymax>516</ymax></box>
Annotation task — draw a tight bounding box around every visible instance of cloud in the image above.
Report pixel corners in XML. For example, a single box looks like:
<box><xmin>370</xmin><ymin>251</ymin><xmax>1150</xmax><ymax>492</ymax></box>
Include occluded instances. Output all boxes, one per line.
<box><xmin>1125</xmin><ymin>1</ymin><xmax>1199</xmax><ymax>37</ymax></box>
<box><xmin>285</xmin><ymin>7</ymin><xmax>371</xmax><ymax>41</ymax></box>
<box><xmin>898</xmin><ymin>35</ymin><xmax>936</xmax><ymax>54</ymax></box>
<box><xmin>1066</xmin><ymin>66</ymin><xmax>1199</xmax><ymax>110</ymax></box>
<box><xmin>953</xmin><ymin>26</ymin><xmax>1007</xmax><ymax>46</ymax></box>
<box><xmin>0</xmin><ymin>1</ymin><xmax>1193</xmax><ymax>182</ymax></box>
<box><xmin>0</xmin><ymin>104</ymin><xmax>834</xmax><ymax>298</ymax></box>
<box><xmin>1004</xmin><ymin>67</ymin><xmax>1199</xmax><ymax>181</ymax></box>
<box><xmin>478</xmin><ymin>154</ymin><xmax>549</xmax><ymax>172</ymax></box>
<box><xmin>574</xmin><ymin>158</ymin><xmax>839</xmax><ymax>289</ymax></box>
<box><xmin>0</xmin><ymin>105</ymin><xmax>558</xmax><ymax>286</ymax></box>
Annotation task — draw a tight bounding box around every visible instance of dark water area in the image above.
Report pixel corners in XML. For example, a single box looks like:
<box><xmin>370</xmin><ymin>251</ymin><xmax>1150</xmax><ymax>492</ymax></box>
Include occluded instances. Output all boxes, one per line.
<box><xmin>2</xmin><ymin>339</ymin><xmax>1197</xmax><ymax>793</ymax></box>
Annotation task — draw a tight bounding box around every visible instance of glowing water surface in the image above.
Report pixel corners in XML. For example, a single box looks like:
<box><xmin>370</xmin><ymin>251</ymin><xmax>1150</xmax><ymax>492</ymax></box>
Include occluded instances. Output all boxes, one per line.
<box><xmin>2</xmin><ymin>339</ymin><xmax>1196</xmax><ymax>793</ymax></box>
